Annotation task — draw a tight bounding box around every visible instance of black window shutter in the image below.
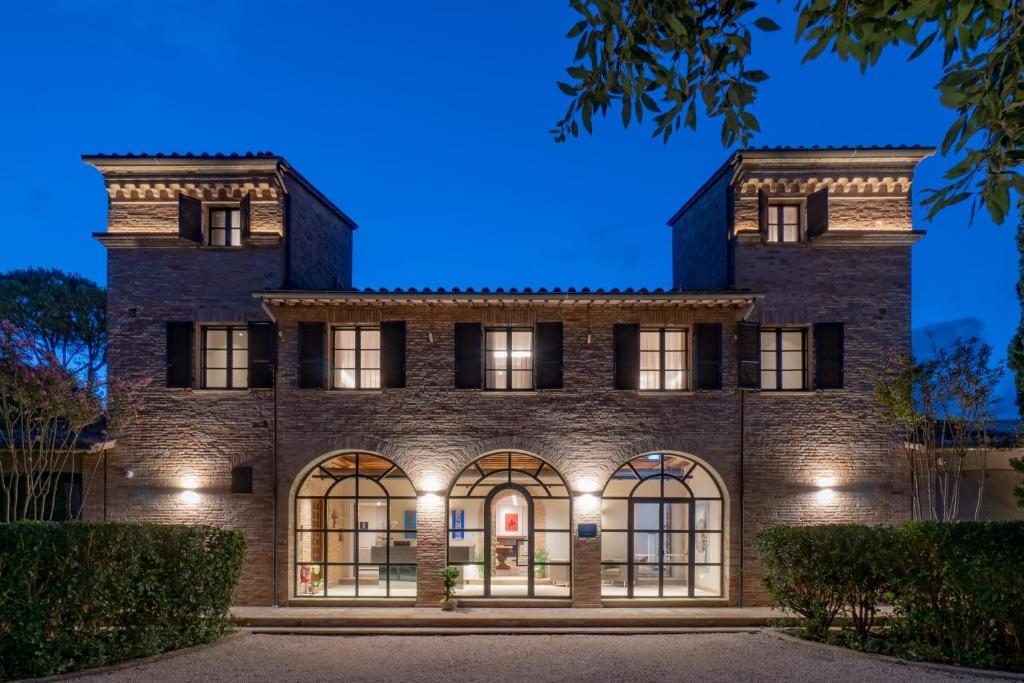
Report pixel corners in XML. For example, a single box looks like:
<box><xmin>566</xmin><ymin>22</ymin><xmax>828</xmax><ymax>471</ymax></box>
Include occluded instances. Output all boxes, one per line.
<box><xmin>814</xmin><ymin>322</ymin><xmax>844</xmax><ymax>389</ymax></box>
<box><xmin>380</xmin><ymin>321</ymin><xmax>407</xmax><ymax>388</ymax></box>
<box><xmin>247</xmin><ymin>321</ymin><xmax>276</xmax><ymax>388</ymax></box>
<box><xmin>239</xmin><ymin>193</ymin><xmax>251</xmax><ymax>243</ymax></box>
<box><xmin>806</xmin><ymin>188</ymin><xmax>829</xmax><ymax>239</ymax></box>
<box><xmin>695</xmin><ymin>323</ymin><xmax>723</xmax><ymax>390</ymax></box>
<box><xmin>535</xmin><ymin>322</ymin><xmax>563</xmax><ymax>389</ymax></box>
<box><xmin>298</xmin><ymin>322</ymin><xmax>326</xmax><ymax>389</ymax></box>
<box><xmin>231</xmin><ymin>466</ymin><xmax>253</xmax><ymax>494</ymax></box>
<box><xmin>178</xmin><ymin>194</ymin><xmax>203</xmax><ymax>243</ymax></box>
<box><xmin>613</xmin><ymin>323</ymin><xmax>640</xmax><ymax>390</ymax></box>
<box><xmin>454</xmin><ymin>322</ymin><xmax>482</xmax><ymax>389</ymax></box>
<box><xmin>757</xmin><ymin>187</ymin><xmax>769</xmax><ymax>239</ymax></box>
<box><xmin>736</xmin><ymin>321</ymin><xmax>761</xmax><ymax>389</ymax></box>
<box><xmin>166</xmin><ymin>321</ymin><xmax>194</xmax><ymax>388</ymax></box>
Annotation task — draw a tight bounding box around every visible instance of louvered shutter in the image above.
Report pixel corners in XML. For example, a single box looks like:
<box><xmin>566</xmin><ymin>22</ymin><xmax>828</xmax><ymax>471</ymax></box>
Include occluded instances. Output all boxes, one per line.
<box><xmin>814</xmin><ymin>322</ymin><xmax>844</xmax><ymax>389</ymax></box>
<box><xmin>695</xmin><ymin>323</ymin><xmax>723</xmax><ymax>390</ymax></box>
<box><xmin>454</xmin><ymin>323</ymin><xmax>482</xmax><ymax>389</ymax></box>
<box><xmin>166</xmin><ymin>321</ymin><xmax>194</xmax><ymax>388</ymax></box>
<box><xmin>178</xmin><ymin>194</ymin><xmax>203</xmax><ymax>243</ymax></box>
<box><xmin>535</xmin><ymin>322</ymin><xmax>563</xmax><ymax>389</ymax></box>
<box><xmin>239</xmin><ymin>193</ymin><xmax>251</xmax><ymax>243</ymax></box>
<box><xmin>380</xmin><ymin>321</ymin><xmax>407</xmax><ymax>388</ymax></box>
<box><xmin>613</xmin><ymin>324</ymin><xmax>640</xmax><ymax>390</ymax></box>
<box><xmin>736</xmin><ymin>321</ymin><xmax>761</xmax><ymax>389</ymax></box>
<box><xmin>757</xmin><ymin>187</ymin><xmax>769</xmax><ymax>240</ymax></box>
<box><xmin>806</xmin><ymin>188</ymin><xmax>829</xmax><ymax>239</ymax></box>
<box><xmin>247</xmin><ymin>322</ymin><xmax>275</xmax><ymax>388</ymax></box>
<box><xmin>298</xmin><ymin>322</ymin><xmax>326</xmax><ymax>389</ymax></box>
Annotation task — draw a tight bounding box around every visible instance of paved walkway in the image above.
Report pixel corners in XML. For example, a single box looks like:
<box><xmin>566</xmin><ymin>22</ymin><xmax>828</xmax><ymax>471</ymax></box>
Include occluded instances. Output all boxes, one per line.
<box><xmin>64</xmin><ymin>631</ymin><xmax>1002</xmax><ymax>682</ymax></box>
<box><xmin>231</xmin><ymin>605</ymin><xmax>792</xmax><ymax>628</ymax></box>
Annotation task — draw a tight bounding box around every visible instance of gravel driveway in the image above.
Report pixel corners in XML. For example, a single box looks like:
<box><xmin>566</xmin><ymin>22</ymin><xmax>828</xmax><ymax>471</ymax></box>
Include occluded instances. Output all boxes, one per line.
<box><xmin>64</xmin><ymin>631</ymin><xmax>1002</xmax><ymax>682</ymax></box>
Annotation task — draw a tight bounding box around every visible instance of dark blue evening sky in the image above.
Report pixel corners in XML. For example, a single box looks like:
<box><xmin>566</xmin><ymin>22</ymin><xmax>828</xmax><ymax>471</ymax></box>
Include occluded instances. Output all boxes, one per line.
<box><xmin>0</xmin><ymin>2</ymin><xmax>1015</xmax><ymax>415</ymax></box>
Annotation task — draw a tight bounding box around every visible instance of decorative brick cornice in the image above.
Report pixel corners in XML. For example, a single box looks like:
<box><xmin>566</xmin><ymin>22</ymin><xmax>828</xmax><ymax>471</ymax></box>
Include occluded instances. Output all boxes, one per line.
<box><xmin>738</xmin><ymin>176</ymin><xmax>912</xmax><ymax>195</ymax></box>
<box><xmin>105</xmin><ymin>180</ymin><xmax>280</xmax><ymax>201</ymax></box>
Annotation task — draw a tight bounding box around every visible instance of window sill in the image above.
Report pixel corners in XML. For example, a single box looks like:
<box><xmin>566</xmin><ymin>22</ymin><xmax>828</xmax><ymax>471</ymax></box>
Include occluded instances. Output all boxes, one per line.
<box><xmin>192</xmin><ymin>388</ymin><xmax>272</xmax><ymax>394</ymax></box>
<box><xmin>637</xmin><ymin>390</ymin><xmax>694</xmax><ymax>397</ymax></box>
<box><xmin>326</xmin><ymin>389</ymin><xmax>384</xmax><ymax>395</ymax></box>
<box><xmin>749</xmin><ymin>390</ymin><xmax>818</xmax><ymax>397</ymax></box>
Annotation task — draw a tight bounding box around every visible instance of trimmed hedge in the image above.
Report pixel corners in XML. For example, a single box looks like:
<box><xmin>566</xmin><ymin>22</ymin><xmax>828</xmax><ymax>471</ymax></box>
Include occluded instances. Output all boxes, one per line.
<box><xmin>0</xmin><ymin>522</ymin><xmax>245</xmax><ymax>681</ymax></box>
<box><xmin>755</xmin><ymin>522</ymin><xmax>1024</xmax><ymax>672</ymax></box>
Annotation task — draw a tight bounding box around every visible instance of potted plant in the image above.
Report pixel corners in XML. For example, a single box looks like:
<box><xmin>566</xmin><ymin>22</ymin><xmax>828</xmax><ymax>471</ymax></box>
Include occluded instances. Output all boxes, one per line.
<box><xmin>441</xmin><ymin>565</ymin><xmax>460</xmax><ymax>611</ymax></box>
<box><xmin>534</xmin><ymin>550</ymin><xmax>549</xmax><ymax>578</ymax></box>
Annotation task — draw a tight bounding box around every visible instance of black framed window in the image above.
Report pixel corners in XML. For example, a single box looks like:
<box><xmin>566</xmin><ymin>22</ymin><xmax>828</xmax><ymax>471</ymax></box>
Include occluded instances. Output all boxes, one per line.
<box><xmin>601</xmin><ymin>453</ymin><xmax>724</xmax><ymax>599</ymax></box>
<box><xmin>209</xmin><ymin>207</ymin><xmax>241</xmax><ymax>247</ymax></box>
<box><xmin>447</xmin><ymin>452</ymin><xmax>571</xmax><ymax>598</ymax></box>
<box><xmin>639</xmin><ymin>328</ymin><xmax>688</xmax><ymax>391</ymax></box>
<box><xmin>294</xmin><ymin>452</ymin><xmax>417</xmax><ymax>598</ymax></box>
<box><xmin>332</xmin><ymin>327</ymin><xmax>380</xmax><ymax>389</ymax></box>
<box><xmin>760</xmin><ymin>328</ymin><xmax>807</xmax><ymax>391</ymax></box>
<box><xmin>485</xmin><ymin>327</ymin><xmax>533</xmax><ymax>391</ymax></box>
<box><xmin>766</xmin><ymin>204</ymin><xmax>800</xmax><ymax>243</ymax></box>
<box><xmin>202</xmin><ymin>326</ymin><xmax>248</xmax><ymax>389</ymax></box>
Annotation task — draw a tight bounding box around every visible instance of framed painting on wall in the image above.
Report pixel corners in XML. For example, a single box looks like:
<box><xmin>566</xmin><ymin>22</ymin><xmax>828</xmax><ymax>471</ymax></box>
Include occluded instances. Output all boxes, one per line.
<box><xmin>450</xmin><ymin>509</ymin><xmax>464</xmax><ymax>539</ymax></box>
<box><xmin>505</xmin><ymin>512</ymin><xmax>519</xmax><ymax>533</ymax></box>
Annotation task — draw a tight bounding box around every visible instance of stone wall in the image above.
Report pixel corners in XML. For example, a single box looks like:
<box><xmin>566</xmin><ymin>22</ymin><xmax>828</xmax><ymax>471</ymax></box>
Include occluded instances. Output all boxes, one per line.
<box><xmin>671</xmin><ymin>167</ymin><xmax>732</xmax><ymax>290</ymax></box>
<box><xmin>282</xmin><ymin>172</ymin><xmax>354</xmax><ymax>290</ymax></box>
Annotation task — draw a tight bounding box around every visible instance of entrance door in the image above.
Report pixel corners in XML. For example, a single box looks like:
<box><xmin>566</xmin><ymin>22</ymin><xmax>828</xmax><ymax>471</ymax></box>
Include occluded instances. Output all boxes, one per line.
<box><xmin>484</xmin><ymin>485</ymin><xmax>533</xmax><ymax>597</ymax></box>
<box><xmin>629</xmin><ymin>498</ymin><xmax>692</xmax><ymax>597</ymax></box>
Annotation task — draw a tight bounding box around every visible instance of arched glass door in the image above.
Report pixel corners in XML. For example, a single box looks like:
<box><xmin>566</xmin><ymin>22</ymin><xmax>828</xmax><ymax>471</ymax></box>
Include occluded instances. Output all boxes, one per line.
<box><xmin>601</xmin><ymin>453</ymin><xmax>724</xmax><ymax>598</ymax></box>
<box><xmin>447</xmin><ymin>452</ymin><xmax>571</xmax><ymax>598</ymax></box>
<box><xmin>294</xmin><ymin>452</ymin><xmax>417</xmax><ymax>598</ymax></box>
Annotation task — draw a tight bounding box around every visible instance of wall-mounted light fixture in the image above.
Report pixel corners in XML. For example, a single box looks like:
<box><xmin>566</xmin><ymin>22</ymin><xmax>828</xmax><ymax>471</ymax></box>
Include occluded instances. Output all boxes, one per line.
<box><xmin>428</xmin><ymin>332</ymin><xmax>434</xmax><ymax>343</ymax></box>
<box><xmin>123</xmin><ymin>469</ymin><xmax>135</xmax><ymax>479</ymax></box>
<box><xmin>815</xmin><ymin>475</ymin><xmax>836</xmax><ymax>504</ymax></box>
<box><xmin>180</xmin><ymin>474</ymin><xmax>200</xmax><ymax>505</ymax></box>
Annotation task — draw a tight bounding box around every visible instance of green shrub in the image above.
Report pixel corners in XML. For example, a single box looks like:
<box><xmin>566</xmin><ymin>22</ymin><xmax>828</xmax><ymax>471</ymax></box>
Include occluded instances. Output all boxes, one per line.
<box><xmin>889</xmin><ymin>521</ymin><xmax>1024</xmax><ymax>670</ymax></box>
<box><xmin>755</xmin><ymin>524</ymin><xmax>894</xmax><ymax>638</ymax></box>
<box><xmin>756</xmin><ymin>521</ymin><xmax>1024</xmax><ymax>671</ymax></box>
<box><xmin>0</xmin><ymin>522</ymin><xmax>245</xmax><ymax>681</ymax></box>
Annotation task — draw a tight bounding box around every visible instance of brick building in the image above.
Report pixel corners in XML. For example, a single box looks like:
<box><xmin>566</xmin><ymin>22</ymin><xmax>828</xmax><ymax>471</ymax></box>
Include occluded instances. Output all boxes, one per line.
<box><xmin>85</xmin><ymin>146</ymin><xmax>932</xmax><ymax>607</ymax></box>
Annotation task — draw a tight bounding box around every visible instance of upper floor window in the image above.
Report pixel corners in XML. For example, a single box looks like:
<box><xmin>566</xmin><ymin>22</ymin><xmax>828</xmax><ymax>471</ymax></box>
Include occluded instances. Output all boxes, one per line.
<box><xmin>209</xmin><ymin>207</ymin><xmax>241</xmax><ymax>247</ymax></box>
<box><xmin>760</xmin><ymin>328</ymin><xmax>806</xmax><ymax>391</ymax></box>
<box><xmin>485</xmin><ymin>327</ymin><xmax>533</xmax><ymax>390</ymax></box>
<box><xmin>333</xmin><ymin>326</ymin><xmax>380</xmax><ymax>389</ymax></box>
<box><xmin>767</xmin><ymin>204</ymin><xmax>800</xmax><ymax>243</ymax></box>
<box><xmin>203</xmin><ymin>326</ymin><xmax>248</xmax><ymax>389</ymax></box>
<box><xmin>640</xmin><ymin>328</ymin><xmax>688</xmax><ymax>391</ymax></box>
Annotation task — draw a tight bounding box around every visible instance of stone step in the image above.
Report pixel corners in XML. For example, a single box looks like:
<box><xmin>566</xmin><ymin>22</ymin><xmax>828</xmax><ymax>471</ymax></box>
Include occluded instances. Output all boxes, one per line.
<box><xmin>246</xmin><ymin>626</ymin><xmax>765</xmax><ymax>636</ymax></box>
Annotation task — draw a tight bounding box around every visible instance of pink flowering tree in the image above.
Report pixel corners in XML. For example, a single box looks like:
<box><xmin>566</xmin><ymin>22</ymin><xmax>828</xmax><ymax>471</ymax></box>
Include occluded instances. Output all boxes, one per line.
<box><xmin>0</xmin><ymin>320</ymin><xmax>145</xmax><ymax>522</ymax></box>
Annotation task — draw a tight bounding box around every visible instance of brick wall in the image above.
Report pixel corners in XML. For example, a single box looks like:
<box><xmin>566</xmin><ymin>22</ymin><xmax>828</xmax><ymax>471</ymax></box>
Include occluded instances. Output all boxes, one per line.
<box><xmin>671</xmin><ymin>167</ymin><xmax>732</xmax><ymax>290</ymax></box>
<box><xmin>282</xmin><ymin>172</ymin><xmax>354</xmax><ymax>290</ymax></box>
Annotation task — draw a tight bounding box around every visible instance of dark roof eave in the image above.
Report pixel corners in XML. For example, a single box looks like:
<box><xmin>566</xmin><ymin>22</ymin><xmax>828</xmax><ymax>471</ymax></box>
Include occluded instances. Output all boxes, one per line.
<box><xmin>254</xmin><ymin>289</ymin><xmax>763</xmax><ymax>306</ymax></box>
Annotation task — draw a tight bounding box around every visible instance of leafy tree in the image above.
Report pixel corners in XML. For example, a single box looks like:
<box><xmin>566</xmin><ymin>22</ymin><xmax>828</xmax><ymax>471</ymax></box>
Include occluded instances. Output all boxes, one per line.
<box><xmin>875</xmin><ymin>337</ymin><xmax>1004</xmax><ymax>521</ymax></box>
<box><xmin>0</xmin><ymin>268</ymin><xmax>106</xmax><ymax>389</ymax></box>
<box><xmin>1010</xmin><ymin>201</ymin><xmax>1024</xmax><ymax>418</ymax></box>
<box><xmin>554</xmin><ymin>0</ymin><xmax>1022</xmax><ymax>222</ymax></box>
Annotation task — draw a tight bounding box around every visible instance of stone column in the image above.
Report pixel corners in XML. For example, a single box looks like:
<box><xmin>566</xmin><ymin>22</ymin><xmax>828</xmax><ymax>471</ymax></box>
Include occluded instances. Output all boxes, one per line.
<box><xmin>571</xmin><ymin>493</ymin><xmax>602</xmax><ymax>607</ymax></box>
<box><xmin>415</xmin><ymin>493</ymin><xmax>446</xmax><ymax>607</ymax></box>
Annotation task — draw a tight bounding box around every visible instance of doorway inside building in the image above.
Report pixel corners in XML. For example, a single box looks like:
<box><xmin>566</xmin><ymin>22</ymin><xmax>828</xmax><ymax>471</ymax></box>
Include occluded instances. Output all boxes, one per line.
<box><xmin>447</xmin><ymin>451</ymin><xmax>571</xmax><ymax>598</ymax></box>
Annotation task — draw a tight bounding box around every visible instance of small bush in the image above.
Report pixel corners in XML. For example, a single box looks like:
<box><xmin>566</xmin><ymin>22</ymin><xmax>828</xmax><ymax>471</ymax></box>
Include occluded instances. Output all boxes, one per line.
<box><xmin>755</xmin><ymin>524</ymin><xmax>893</xmax><ymax>638</ymax></box>
<box><xmin>756</xmin><ymin>521</ymin><xmax>1024</xmax><ymax>672</ymax></box>
<box><xmin>0</xmin><ymin>522</ymin><xmax>245</xmax><ymax>681</ymax></box>
<box><xmin>890</xmin><ymin>521</ymin><xmax>1024</xmax><ymax>670</ymax></box>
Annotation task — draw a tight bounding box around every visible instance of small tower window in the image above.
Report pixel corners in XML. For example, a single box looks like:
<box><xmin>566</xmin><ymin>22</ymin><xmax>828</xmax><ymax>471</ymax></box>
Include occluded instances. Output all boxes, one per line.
<box><xmin>209</xmin><ymin>208</ymin><xmax>241</xmax><ymax>246</ymax></box>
